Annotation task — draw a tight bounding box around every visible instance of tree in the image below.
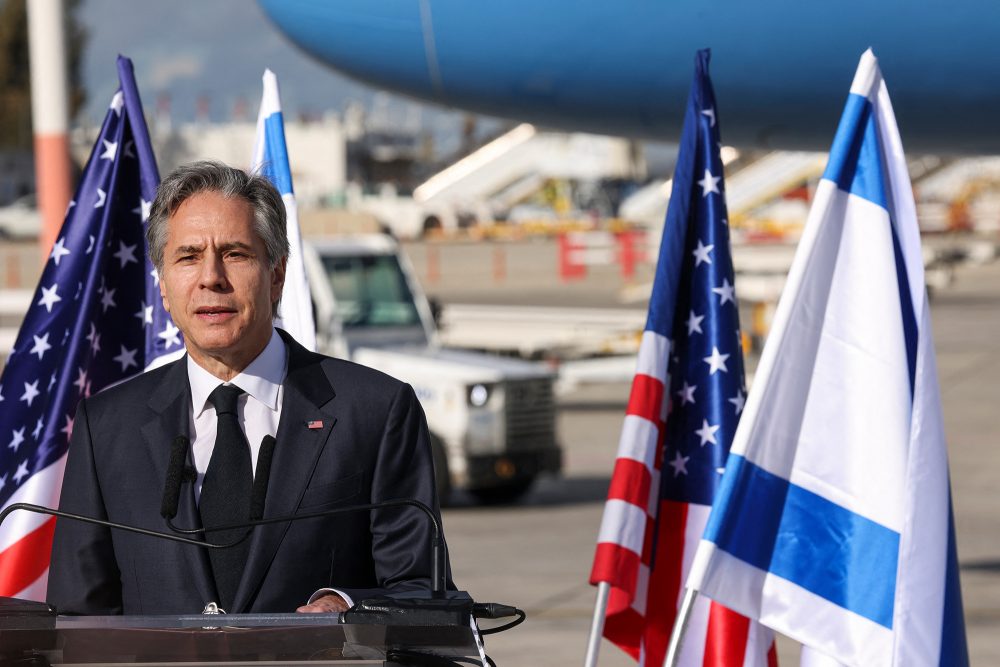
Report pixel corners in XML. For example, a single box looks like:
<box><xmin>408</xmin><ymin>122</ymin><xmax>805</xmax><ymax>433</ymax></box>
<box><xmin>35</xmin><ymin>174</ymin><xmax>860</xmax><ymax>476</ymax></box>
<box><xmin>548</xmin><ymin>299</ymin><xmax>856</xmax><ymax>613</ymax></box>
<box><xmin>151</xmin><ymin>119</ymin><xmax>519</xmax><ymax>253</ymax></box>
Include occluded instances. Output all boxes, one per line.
<box><xmin>0</xmin><ymin>0</ymin><xmax>87</xmax><ymax>150</ymax></box>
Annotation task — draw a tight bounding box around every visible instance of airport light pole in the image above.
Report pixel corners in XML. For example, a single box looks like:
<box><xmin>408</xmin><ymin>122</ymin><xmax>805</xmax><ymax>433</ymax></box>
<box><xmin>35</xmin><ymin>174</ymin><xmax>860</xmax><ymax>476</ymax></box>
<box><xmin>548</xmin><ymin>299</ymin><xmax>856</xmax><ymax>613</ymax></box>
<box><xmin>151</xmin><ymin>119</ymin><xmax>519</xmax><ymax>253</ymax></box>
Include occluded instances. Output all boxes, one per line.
<box><xmin>27</xmin><ymin>0</ymin><xmax>72</xmax><ymax>258</ymax></box>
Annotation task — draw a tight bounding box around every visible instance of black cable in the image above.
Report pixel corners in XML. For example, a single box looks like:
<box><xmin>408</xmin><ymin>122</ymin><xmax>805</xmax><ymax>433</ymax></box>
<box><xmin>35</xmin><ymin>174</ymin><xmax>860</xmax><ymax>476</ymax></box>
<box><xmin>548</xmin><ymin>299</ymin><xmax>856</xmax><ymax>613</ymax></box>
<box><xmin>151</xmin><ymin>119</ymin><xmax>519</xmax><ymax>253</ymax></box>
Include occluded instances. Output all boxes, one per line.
<box><xmin>476</xmin><ymin>607</ymin><xmax>525</xmax><ymax>635</ymax></box>
<box><xmin>471</xmin><ymin>603</ymin><xmax>525</xmax><ymax>636</ymax></box>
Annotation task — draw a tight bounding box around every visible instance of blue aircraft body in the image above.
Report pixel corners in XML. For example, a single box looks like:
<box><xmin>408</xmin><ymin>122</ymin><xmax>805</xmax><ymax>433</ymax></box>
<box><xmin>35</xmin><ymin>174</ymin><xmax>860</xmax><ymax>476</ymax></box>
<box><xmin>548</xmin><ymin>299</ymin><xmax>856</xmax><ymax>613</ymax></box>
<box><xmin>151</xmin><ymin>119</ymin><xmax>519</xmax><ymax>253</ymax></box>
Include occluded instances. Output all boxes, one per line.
<box><xmin>258</xmin><ymin>0</ymin><xmax>1000</xmax><ymax>153</ymax></box>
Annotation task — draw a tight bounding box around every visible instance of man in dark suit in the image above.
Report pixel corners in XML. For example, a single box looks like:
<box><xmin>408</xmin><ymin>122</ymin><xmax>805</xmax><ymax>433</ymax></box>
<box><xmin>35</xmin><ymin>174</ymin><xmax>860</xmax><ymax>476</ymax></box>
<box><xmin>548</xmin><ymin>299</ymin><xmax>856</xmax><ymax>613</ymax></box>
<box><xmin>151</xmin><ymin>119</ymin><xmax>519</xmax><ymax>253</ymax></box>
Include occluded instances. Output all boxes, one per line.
<box><xmin>48</xmin><ymin>161</ymin><xmax>447</xmax><ymax>615</ymax></box>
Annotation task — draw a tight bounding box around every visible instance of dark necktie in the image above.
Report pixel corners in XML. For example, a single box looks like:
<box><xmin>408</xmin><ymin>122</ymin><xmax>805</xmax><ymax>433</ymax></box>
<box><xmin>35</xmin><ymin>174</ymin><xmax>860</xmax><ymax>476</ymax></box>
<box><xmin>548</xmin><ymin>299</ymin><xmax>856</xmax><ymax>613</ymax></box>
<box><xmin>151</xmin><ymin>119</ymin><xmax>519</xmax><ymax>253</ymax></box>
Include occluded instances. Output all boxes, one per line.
<box><xmin>199</xmin><ymin>384</ymin><xmax>253</xmax><ymax>610</ymax></box>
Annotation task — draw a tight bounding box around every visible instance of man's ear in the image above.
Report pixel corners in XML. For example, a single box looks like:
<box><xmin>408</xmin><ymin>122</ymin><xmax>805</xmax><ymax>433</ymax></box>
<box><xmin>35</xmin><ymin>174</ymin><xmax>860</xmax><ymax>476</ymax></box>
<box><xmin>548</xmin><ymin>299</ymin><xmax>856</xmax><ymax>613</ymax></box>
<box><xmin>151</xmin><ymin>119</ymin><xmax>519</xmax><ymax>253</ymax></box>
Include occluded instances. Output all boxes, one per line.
<box><xmin>158</xmin><ymin>267</ymin><xmax>170</xmax><ymax>312</ymax></box>
<box><xmin>271</xmin><ymin>256</ymin><xmax>287</xmax><ymax>300</ymax></box>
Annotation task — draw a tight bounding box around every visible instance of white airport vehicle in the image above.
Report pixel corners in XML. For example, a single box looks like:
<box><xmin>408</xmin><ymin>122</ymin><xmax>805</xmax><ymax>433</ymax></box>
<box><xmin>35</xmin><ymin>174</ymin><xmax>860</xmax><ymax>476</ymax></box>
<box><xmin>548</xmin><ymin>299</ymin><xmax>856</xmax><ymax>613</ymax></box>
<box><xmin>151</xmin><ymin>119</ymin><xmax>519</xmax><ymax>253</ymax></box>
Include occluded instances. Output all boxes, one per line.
<box><xmin>0</xmin><ymin>195</ymin><xmax>40</xmax><ymax>239</ymax></box>
<box><xmin>304</xmin><ymin>234</ymin><xmax>562</xmax><ymax>503</ymax></box>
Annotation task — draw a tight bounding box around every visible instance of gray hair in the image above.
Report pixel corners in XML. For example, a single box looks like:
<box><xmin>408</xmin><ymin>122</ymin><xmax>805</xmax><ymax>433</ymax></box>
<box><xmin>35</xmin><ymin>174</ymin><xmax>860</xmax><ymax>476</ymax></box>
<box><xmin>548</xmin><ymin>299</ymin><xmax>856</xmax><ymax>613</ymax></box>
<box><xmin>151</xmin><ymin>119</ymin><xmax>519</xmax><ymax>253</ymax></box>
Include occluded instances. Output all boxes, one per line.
<box><xmin>147</xmin><ymin>160</ymin><xmax>289</xmax><ymax>271</ymax></box>
<box><xmin>146</xmin><ymin>161</ymin><xmax>290</xmax><ymax>315</ymax></box>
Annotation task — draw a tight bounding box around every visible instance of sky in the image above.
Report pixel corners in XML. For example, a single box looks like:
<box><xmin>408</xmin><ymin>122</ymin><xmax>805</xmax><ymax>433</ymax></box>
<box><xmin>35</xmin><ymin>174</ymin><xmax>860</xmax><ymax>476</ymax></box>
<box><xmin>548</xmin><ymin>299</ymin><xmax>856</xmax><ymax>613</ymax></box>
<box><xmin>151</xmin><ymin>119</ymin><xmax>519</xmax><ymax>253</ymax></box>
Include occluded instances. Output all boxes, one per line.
<box><xmin>78</xmin><ymin>0</ymin><xmax>471</xmax><ymax>138</ymax></box>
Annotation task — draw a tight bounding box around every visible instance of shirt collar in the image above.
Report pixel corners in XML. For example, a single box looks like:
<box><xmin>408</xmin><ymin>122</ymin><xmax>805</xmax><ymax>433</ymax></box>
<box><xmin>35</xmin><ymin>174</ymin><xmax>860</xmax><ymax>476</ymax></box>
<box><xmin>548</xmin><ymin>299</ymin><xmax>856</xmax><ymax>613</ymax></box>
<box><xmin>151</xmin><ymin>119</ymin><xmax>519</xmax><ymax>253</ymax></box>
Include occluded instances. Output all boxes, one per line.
<box><xmin>188</xmin><ymin>328</ymin><xmax>288</xmax><ymax>417</ymax></box>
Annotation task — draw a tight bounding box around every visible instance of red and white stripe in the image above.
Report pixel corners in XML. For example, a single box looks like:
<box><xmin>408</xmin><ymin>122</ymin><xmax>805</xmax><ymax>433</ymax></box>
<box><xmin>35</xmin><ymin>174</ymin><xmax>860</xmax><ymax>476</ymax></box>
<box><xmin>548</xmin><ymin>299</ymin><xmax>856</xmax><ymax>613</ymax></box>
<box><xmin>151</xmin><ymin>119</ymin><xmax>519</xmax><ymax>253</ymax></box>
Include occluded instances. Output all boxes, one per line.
<box><xmin>590</xmin><ymin>331</ymin><xmax>777</xmax><ymax>666</ymax></box>
<box><xmin>0</xmin><ymin>455</ymin><xmax>66</xmax><ymax>600</ymax></box>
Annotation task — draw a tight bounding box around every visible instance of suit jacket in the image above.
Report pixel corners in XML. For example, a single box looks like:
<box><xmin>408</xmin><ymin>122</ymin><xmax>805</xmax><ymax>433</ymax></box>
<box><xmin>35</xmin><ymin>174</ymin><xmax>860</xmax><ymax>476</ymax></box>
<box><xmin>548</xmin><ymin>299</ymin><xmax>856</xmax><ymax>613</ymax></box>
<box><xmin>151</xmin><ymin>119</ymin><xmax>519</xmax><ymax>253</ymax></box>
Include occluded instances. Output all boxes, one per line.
<box><xmin>48</xmin><ymin>331</ymin><xmax>448</xmax><ymax>615</ymax></box>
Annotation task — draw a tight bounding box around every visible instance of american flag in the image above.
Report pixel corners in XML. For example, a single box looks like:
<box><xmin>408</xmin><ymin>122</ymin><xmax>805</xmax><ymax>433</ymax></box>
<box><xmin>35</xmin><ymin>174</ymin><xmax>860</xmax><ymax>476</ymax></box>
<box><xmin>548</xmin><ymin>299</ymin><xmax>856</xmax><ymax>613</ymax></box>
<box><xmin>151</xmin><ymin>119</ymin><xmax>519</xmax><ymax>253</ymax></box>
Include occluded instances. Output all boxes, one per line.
<box><xmin>589</xmin><ymin>50</ymin><xmax>776</xmax><ymax>667</ymax></box>
<box><xmin>0</xmin><ymin>56</ymin><xmax>167</xmax><ymax>599</ymax></box>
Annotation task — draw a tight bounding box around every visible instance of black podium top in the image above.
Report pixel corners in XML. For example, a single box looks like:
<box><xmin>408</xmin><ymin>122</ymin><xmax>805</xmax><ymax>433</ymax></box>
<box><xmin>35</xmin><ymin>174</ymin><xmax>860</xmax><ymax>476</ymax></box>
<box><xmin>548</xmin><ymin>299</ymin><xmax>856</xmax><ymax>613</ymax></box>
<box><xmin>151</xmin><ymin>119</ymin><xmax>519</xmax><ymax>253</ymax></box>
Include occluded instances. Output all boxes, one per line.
<box><xmin>0</xmin><ymin>613</ymin><xmax>480</xmax><ymax>666</ymax></box>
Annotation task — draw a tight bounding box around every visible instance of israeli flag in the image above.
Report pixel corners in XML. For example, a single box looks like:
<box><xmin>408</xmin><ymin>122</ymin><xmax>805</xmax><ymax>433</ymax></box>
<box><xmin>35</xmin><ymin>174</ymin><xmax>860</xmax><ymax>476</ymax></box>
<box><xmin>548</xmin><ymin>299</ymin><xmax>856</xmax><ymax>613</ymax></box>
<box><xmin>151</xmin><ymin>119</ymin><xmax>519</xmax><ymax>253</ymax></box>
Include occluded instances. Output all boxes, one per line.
<box><xmin>251</xmin><ymin>69</ymin><xmax>316</xmax><ymax>351</ymax></box>
<box><xmin>685</xmin><ymin>50</ymin><xmax>968</xmax><ymax>666</ymax></box>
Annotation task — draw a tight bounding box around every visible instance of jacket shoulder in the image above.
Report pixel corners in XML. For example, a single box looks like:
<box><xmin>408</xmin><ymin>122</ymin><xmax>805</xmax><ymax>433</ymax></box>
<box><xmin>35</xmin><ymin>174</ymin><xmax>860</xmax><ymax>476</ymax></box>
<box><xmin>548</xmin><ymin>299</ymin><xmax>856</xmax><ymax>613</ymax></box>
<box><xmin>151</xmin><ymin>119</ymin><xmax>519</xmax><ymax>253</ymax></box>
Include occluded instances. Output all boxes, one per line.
<box><xmin>319</xmin><ymin>355</ymin><xmax>407</xmax><ymax>391</ymax></box>
<box><xmin>84</xmin><ymin>358</ymin><xmax>184</xmax><ymax>414</ymax></box>
<box><xmin>282</xmin><ymin>330</ymin><xmax>411</xmax><ymax>399</ymax></box>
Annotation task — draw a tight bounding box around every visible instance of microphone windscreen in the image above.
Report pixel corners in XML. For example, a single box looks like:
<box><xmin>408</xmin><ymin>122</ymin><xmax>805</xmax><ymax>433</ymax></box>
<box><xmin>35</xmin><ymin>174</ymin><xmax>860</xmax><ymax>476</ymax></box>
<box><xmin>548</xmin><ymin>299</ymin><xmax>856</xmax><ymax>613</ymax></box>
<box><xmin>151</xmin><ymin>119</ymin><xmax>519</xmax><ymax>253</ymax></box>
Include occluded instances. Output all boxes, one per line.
<box><xmin>250</xmin><ymin>435</ymin><xmax>276</xmax><ymax>521</ymax></box>
<box><xmin>160</xmin><ymin>436</ymin><xmax>190</xmax><ymax>519</ymax></box>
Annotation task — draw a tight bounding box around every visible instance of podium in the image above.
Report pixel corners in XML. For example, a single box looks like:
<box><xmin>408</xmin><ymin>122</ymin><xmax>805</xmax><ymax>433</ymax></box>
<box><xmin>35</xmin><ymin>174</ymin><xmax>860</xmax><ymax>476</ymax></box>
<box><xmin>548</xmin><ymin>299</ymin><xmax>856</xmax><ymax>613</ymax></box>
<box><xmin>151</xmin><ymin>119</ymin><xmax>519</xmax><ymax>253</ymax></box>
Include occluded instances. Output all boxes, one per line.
<box><xmin>0</xmin><ymin>611</ymin><xmax>481</xmax><ymax>666</ymax></box>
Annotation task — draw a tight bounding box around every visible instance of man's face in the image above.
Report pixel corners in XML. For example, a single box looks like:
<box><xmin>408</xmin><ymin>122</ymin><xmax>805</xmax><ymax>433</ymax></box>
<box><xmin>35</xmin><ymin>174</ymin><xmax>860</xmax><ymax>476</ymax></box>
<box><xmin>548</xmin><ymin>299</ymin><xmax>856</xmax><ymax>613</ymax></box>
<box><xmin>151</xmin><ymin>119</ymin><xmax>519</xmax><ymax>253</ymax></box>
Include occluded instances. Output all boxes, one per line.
<box><xmin>159</xmin><ymin>190</ymin><xmax>285</xmax><ymax>373</ymax></box>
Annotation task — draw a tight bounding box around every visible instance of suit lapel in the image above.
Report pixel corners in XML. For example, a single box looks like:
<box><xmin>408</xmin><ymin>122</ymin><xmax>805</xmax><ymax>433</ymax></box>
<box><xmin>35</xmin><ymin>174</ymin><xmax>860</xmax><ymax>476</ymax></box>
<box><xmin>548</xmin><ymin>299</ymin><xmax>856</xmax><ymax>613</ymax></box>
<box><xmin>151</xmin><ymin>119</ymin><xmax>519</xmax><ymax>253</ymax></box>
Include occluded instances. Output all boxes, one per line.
<box><xmin>232</xmin><ymin>332</ymin><xmax>337</xmax><ymax>612</ymax></box>
<box><xmin>139</xmin><ymin>357</ymin><xmax>217</xmax><ymax>608</ymax></box>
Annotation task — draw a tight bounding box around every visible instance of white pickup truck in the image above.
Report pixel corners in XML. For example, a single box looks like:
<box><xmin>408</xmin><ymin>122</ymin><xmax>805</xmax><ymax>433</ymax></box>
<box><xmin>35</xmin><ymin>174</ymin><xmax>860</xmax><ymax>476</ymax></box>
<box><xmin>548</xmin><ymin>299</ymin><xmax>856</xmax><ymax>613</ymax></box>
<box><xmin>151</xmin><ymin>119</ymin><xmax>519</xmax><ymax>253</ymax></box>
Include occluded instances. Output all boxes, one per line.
<box><xmin>303</xmin><ymin>234</ymin><xmax>562</xmax><ymax>503</ymax></box>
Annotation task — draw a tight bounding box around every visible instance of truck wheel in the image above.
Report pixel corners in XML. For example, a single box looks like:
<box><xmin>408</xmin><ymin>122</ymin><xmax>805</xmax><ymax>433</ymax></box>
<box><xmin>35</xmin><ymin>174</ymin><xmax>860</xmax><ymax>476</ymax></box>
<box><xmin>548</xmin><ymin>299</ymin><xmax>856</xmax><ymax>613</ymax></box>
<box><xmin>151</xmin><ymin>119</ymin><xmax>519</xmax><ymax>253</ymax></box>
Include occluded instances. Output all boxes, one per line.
<box><xmin>430</xmin><ymin>434</ymin><xmax>452</xmax><ymax>506</ymax></box>
<box><xmin>422</xmin><ymin>215</ymin><xmax>442</xmax><ymax>236</ymax></box>
<box><xmin>469</xmin><ymin>478</ymin><xmax>535</xmax><ymax>505</ymax></box>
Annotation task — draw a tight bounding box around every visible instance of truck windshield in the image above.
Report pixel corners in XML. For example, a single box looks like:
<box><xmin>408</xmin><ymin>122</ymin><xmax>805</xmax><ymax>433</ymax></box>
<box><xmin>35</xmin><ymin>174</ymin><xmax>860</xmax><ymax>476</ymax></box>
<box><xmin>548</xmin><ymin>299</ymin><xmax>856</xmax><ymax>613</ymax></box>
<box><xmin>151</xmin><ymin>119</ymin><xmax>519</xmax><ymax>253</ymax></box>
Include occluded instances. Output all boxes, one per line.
<box><xmin>319</xmin><ymin>254</ymin><xmax>422</xmax><ymax>328</ymax></box>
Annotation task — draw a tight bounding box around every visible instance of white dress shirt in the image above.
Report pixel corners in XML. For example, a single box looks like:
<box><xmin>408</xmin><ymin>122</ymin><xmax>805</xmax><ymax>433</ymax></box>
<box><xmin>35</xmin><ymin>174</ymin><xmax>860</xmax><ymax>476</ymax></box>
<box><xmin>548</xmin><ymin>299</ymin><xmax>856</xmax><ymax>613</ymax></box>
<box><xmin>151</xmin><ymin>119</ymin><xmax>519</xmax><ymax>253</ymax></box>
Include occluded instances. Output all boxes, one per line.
<box><xmin>187</xmin><ymin>328</ymin><xmax>287</xmax><ymax>503</ymax></box>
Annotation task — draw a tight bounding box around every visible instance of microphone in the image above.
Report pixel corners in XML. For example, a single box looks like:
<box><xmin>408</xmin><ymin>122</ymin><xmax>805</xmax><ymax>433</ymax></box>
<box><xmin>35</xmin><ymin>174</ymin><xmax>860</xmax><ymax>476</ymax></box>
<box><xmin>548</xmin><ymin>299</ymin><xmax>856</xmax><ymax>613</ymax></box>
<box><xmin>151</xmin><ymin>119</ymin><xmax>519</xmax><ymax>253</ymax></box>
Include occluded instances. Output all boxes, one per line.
<box><xmin>159</xmin><ymin>434</ymin><xmax>275</xmax><ymax>531</ymax></box>
<box><xmin>159</xmin><ymin>436</ymin><xmax>190</xmax><ymax>520</ymax></box>
<box><xmin>250</xmin><ymin>435</ymin><xmax>276</xmax><ymax>521</ymax></box>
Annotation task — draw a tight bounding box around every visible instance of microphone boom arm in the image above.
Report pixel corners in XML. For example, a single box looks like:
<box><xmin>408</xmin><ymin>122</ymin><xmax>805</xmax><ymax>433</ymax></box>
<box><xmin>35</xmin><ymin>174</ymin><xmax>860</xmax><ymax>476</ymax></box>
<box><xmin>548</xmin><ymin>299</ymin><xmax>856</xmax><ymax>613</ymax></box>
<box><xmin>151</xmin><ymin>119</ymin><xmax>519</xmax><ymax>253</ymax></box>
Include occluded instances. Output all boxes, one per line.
<box><xmin>6</xmin><ymin>498</ymin><xmax>446</xmax><ymax>596</ymax></box>
<box><xmin>2</xmin><ymin>502</ymin><xmax>220</xmax><ymax>549</ymax></box>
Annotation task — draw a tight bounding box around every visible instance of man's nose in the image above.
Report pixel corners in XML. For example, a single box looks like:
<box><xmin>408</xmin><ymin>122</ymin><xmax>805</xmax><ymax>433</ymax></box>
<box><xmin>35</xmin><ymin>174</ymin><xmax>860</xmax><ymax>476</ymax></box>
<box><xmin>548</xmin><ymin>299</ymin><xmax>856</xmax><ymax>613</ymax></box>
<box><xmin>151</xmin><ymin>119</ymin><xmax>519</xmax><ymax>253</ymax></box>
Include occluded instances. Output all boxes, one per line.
<box><xmin>198</xmin><ymin>254</ymin><xmax>229</xmax><ymax>289</ymax></box>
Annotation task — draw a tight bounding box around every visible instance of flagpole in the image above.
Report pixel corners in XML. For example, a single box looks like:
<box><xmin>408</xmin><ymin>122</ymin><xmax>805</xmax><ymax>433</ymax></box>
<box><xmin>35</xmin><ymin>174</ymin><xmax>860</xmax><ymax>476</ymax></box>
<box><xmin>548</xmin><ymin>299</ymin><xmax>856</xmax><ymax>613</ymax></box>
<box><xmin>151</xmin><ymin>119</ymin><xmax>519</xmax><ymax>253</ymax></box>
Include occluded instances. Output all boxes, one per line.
<box><xmin>663</xmin><ymin>587</ymin><xmax>698</xmax><ymax>667</ymax></box>
<box><xmin>583</xmin><ymin>581</ymin><xmax>610</xmax><ymax>667</ymax></box>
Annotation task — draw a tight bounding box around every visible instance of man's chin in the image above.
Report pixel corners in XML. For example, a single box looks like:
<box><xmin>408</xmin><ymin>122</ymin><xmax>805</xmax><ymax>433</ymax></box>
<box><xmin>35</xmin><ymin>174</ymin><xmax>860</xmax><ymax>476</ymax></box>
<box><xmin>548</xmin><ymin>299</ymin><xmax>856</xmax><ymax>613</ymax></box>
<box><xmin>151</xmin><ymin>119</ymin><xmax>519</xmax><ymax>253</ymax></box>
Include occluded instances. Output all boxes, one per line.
<box><xmin>185</xmin><ymin>331</ymin><xmax>244</xmax><ymax>358</ymax></box>
<box><xmin>184</xmin><ymin>325</ymin><xmax>272</xmax><ymax>368</ymax></box>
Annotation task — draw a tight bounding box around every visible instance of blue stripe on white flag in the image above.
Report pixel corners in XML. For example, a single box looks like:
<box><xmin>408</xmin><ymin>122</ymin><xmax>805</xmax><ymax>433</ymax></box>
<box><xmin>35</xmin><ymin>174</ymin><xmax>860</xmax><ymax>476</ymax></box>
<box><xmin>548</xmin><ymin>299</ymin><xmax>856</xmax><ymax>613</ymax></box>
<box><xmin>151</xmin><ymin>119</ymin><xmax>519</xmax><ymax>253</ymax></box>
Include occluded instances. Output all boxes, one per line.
<box><xmin>824</xmin><ymin>92</ymin><xmax>920</xmax><ymax>392</ymax></box>
<box><xmin>940</xmin><ymin>496</ymin><xmax>969</xmax><ymax>666</ymax></box>
<box><xmin>703</xmin><ymin>454</ymin><xmax>899</xmax><ymax>628</ymax></box>
<box><xmin>889</xmin><ymin>222</ymin><xmax>919</xmax><ymax>391</ymax></box>
<box><xmin>260</xmin><ymin>112</ymin><xmax>294</xmax><ymax>195</ymax></box>
<box><xmin>823</xmin><ymin>94</ymin><xmax>887</xmax><ymax>209</ymax></box>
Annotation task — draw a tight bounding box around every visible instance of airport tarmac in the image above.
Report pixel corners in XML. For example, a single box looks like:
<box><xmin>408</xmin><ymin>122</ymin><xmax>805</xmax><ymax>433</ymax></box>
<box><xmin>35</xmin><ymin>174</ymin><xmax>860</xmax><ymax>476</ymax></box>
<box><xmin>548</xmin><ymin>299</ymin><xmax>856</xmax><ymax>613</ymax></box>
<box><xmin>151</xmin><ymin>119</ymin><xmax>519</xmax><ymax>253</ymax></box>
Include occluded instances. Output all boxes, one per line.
<box><xmin>426</xmin><ymin>245</ymin><xmax>1000</xmax><ymax>665</ymax></box>
<box><xmin>0</xmin><ymin>234</ymin><xmax>996</xmax><ymax>663</ymax></box>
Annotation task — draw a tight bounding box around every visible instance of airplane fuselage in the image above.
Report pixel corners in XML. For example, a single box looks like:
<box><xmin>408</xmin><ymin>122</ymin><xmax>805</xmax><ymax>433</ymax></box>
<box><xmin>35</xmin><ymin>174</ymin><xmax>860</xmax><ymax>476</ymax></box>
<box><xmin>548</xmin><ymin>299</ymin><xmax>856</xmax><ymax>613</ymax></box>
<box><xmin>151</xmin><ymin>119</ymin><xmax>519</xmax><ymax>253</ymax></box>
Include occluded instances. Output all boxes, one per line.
<box><xmin>260</xmin><ymin>0</ymin><xmax>1000</xmax><ymax>153</ymax></box>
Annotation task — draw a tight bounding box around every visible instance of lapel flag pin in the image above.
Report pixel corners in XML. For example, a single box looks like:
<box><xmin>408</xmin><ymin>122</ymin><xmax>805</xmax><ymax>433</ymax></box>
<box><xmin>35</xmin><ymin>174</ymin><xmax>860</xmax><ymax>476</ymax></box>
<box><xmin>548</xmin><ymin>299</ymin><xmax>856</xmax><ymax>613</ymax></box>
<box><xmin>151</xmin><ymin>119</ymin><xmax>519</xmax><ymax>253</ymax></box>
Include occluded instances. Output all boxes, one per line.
<box><xmin>307</xmin><ymin>420</ymin><xmax>324</xmax><ymax>429</ymax></box>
